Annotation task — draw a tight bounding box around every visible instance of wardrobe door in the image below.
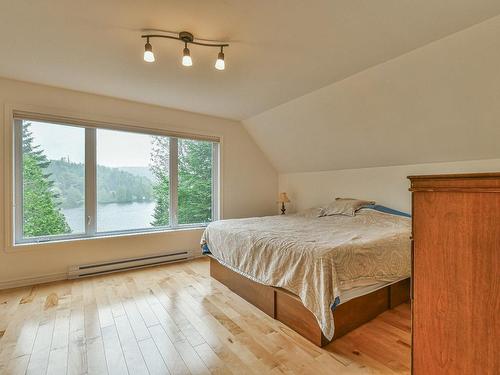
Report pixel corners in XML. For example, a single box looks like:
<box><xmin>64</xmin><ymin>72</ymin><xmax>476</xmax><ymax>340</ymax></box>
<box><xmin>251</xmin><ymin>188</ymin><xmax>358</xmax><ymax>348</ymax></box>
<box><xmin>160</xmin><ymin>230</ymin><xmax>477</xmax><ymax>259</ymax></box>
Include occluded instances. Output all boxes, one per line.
<box><xmin>412</xmin><ymin>191</ymin><xmax>499</xmax><ymax>374</ymax></box>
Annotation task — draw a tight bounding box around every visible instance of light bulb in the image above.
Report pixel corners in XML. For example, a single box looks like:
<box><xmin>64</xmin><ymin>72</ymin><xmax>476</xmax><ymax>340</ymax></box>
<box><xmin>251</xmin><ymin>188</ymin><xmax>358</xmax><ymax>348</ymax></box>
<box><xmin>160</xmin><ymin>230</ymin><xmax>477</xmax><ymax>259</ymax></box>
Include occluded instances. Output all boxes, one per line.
<box><xmin>182</xmin><ymin>46</ymin><xmax>192</xmax><ymax>67</ymax></box>
<box><xmin>215</xmin><ymin>51</ymin><xmax>225</xmax><ymax>70</ymax></box>
<box><xmin>143</xmin><ymin>42</ymin><xmax>155</xmax><ymax>63</ymax></box>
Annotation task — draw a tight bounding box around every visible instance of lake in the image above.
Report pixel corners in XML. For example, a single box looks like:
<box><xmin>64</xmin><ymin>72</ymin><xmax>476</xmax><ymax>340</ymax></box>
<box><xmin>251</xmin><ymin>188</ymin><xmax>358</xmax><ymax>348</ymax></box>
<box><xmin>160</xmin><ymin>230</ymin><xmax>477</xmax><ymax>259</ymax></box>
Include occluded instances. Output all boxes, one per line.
<box><xmin>63</xmin><ymin>201</ymin><xmax>157</xmax><ymax>233</ymax></box>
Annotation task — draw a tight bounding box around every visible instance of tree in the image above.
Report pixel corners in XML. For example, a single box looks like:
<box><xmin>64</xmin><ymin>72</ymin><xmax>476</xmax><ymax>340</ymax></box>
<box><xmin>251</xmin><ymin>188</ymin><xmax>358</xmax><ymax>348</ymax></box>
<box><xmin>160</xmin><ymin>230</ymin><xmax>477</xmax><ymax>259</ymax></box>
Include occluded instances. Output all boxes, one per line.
<box><xmin>177</xmin><ymin>139</ymin><xmax>212</xmax><ymax>224</ymax></box>
<box><xmin>150</xmin><ymin>136</ymin><xmax>170</xmax><ymax>226</ymax></box>
<box><xmin>22</xmin><ymin>123</ymin><xmax>71</xmax><ymax>237</ymax></box>
<box><xmin>149</xmin><ymin>137</ymin><xmax>213</xmax><ymax>227</ymax></box>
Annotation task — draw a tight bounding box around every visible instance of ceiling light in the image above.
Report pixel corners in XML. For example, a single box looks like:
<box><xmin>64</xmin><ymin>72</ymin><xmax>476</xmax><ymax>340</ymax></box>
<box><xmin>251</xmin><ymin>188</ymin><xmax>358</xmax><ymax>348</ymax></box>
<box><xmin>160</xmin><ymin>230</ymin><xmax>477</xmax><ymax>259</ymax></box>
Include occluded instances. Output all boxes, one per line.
<box><xmin>141</xmin><ymin>31</ymin><xmax>229</xmax><ymax>70</ymax></box>
<box><xmin>182</xmin><ymin>43</ymin><xmax>193</xmax><ymax>67</ymax></box>
<box><xmin>143</xmin><ymin>38</ymin><xmax>155</xmax><ymax>62</ymax></box>
<box><xmin>215</xmin><ymin>48</ymin><xmax>225</xmax><ymax>71</ymax></box>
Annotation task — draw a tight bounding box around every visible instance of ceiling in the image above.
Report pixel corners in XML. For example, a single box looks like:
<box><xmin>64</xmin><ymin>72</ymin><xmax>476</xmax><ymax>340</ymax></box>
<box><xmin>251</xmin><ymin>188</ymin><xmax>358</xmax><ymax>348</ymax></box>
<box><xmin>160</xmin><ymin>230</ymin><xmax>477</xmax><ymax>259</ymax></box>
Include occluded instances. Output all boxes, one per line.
<box><xmin>244</xmin><ymin>15</ymin><xmax>500</xmax><ymax>173</ymax></box>
<box><xmin>1</xmin><ymin>1</ymin><xmax>500</xmax><ymax>120</ymax></box>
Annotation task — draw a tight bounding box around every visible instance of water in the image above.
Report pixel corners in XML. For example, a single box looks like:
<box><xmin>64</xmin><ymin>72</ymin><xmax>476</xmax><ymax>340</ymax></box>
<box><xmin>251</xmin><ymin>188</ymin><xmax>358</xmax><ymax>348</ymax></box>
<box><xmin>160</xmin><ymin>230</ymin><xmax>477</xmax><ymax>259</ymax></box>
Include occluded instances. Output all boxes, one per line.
<box><xmin>63</xmin><ymin>201</ymin><xmax>157</xmax><ymax>233</ymax></box>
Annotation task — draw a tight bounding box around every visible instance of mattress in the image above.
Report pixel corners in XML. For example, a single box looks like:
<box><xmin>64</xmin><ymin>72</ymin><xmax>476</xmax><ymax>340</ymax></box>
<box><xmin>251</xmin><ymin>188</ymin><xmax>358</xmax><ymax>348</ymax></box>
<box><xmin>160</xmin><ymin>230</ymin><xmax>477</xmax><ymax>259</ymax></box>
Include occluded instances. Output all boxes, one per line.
<box><xmin>339</xmin><ymin>277</ymin><xmax>407</xmax><ymax>304</ymax></box>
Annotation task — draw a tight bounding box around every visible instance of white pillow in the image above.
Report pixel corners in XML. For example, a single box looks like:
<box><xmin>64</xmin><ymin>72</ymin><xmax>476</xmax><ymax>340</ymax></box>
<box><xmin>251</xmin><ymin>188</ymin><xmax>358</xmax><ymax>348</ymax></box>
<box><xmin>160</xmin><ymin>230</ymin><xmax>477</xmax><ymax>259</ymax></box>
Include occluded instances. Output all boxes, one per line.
<box><xmin>292</xmin><ymin>207</ymin><xmax>325</xmax><ymax>218</ymax></box>
<box><xmin>323</xmin><ymin>198</ymin><xmax>375</xmax><ymax>217</ymax></box>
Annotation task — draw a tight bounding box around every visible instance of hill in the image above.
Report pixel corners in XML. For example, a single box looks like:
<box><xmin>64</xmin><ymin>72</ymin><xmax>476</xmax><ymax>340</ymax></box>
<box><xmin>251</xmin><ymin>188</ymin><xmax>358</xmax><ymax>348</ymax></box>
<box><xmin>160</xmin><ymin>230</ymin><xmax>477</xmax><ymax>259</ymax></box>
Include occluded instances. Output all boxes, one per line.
<box><xmin>46</xmin><ymin>159</ymin><xmax>153</xmax><ymax>208</ymax></box>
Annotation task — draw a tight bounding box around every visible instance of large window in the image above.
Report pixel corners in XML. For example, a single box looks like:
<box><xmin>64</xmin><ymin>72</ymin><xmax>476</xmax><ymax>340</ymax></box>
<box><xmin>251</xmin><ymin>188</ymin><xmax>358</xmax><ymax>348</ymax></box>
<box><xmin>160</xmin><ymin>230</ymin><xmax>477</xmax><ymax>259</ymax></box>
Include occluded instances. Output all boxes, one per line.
<box><xmin>96</xmin><ymin>129</ymin><xmax>160</xmax><ymax>233</ymax></box>
<box><xmin>13</xmin><ymin>116</ymin><xmax>219</xmax><ymax>244</ymax></box>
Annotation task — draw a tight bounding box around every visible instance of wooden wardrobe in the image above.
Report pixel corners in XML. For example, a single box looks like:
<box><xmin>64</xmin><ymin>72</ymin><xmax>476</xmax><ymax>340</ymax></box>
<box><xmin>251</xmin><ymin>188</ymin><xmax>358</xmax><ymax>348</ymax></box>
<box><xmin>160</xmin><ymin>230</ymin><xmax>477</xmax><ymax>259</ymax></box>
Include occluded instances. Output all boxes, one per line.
<box><xmin>408</xmin><ymin>173</ymin><xmax>499</xmax><ymax>374</ymax></box>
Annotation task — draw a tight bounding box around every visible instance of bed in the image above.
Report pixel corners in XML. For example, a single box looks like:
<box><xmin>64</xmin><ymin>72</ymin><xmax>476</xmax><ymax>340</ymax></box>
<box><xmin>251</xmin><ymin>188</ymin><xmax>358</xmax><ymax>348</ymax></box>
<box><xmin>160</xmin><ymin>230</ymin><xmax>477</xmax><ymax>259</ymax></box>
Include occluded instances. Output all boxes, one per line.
<box><xmin>201</xmin><ymin>206</ymin><xmax>411</xmax><ymax>346</ymax></box>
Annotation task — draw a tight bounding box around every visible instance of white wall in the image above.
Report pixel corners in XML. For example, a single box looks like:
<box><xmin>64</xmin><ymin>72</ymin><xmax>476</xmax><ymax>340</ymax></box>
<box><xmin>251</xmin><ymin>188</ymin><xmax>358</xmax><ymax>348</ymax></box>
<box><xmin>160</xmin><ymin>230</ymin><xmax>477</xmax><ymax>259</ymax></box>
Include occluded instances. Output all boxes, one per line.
<box><xmin>244</xmin><ymin>15</ymin><xmax>500</xmax><ymax>173</ymax></box>
<box><xmin>0</xmin><ymin>78</ymin><xmax>277</xmax><ymax>287</ymax></box>
<box><xmin>280</xmin><ymin>158</ymin><xmax>500</xmax><ymax>214</ymax></box>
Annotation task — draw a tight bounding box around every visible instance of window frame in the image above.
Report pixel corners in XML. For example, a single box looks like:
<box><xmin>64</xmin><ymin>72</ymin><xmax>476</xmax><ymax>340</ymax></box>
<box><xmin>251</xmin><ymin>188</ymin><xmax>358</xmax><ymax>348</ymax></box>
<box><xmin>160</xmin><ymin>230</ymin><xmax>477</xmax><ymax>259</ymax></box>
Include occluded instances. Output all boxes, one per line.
<box><xmin>12</xmin><ymin>113</ymin><xmax>220</xmax><ymax>245</ymax></box>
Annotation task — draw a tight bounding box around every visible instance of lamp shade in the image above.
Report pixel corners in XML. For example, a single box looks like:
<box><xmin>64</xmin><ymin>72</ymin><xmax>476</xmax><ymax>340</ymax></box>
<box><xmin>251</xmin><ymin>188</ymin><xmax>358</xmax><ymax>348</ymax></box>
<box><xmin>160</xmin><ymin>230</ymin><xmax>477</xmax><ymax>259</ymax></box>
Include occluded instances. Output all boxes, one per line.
<box><xmin>215</xmin><ymin>51</ymin><xmax>225</xmax><ymax>70</ymax></box>
<box><xmin>182</xmin><ymin>46</ymin><xmax>192</xmax><ymax>67</ymax></box>
<box><xmin>144</xmin><ymin>42</ymin><xmax>155</xmax><ymax>62</ymax></box>
<box><xmin>278</xmin><ymin>192</ymin><xmax>290</xmax><ymax>203</ymax></box>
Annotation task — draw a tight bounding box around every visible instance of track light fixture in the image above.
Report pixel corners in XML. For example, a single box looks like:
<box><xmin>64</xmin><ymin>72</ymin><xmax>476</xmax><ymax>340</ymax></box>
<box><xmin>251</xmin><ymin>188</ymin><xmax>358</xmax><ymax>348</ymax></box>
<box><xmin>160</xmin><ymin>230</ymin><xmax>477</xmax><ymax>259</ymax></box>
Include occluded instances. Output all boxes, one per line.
<box><xmin>142</xmin><ymin>31</ymin><xmax>229</xmax><ymax>70</ymax></box>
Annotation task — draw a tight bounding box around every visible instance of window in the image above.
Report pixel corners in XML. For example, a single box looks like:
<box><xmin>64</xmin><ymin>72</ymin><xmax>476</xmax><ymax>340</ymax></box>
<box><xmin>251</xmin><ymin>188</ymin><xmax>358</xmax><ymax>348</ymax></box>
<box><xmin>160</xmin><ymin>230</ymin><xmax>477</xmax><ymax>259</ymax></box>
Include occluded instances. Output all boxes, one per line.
<box><xmin>96</xmin><ymin>129</ymin><xmax>160</xmax><ymax>232</ymax></box>
<box><xmin>178</xmin><ymin>138</ymin><xmax>214</xmax><ymax>224</ymax></box>
<box><xmin>16</xmin><ymin>120</ymin><xmax>86</xmax><ymax>240</ymax></box>
<box><xmin>13</xmin><ymin>116</ymin><xmax>219</xmax><ymax>244</ymax></box>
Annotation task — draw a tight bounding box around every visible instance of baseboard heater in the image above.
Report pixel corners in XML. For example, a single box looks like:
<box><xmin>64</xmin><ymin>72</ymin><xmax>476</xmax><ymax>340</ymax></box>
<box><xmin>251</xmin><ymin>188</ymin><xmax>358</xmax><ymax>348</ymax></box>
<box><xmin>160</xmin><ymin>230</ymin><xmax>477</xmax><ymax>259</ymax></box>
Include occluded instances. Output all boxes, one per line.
<box><xmin>68</xmin><ymin>251</ymin><xmax>190</xmax><ymax>279</ymax></box>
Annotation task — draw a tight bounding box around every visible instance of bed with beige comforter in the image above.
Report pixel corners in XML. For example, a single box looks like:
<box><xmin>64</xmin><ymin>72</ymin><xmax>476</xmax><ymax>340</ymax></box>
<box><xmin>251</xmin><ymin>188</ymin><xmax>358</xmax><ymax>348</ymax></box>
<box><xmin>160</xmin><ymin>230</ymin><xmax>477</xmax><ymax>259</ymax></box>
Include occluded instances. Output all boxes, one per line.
<box><xmin>201</xmin><ymin>209</ymin><xmax>411</xmax><ymax>340</ymax></box>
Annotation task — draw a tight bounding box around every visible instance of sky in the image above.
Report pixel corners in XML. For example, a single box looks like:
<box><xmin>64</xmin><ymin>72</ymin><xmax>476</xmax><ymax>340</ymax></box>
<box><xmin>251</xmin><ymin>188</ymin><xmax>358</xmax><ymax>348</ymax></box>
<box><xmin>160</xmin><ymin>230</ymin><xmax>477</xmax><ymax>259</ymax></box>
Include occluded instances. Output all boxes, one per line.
<box><xmin>29</xmin><ymin>121</ymin><xmax>155</xmax><ymax>167</ymax></box>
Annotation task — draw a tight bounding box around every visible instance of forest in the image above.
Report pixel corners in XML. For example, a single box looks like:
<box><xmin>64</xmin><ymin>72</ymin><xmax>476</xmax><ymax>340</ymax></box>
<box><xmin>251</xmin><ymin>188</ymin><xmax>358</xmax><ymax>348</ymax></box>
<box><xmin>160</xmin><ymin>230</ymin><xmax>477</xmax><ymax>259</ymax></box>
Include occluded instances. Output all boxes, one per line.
<box><xmin>47</xmin><ymin>160</ymin><xmax>154</xmax><ymax>209</ymax></box>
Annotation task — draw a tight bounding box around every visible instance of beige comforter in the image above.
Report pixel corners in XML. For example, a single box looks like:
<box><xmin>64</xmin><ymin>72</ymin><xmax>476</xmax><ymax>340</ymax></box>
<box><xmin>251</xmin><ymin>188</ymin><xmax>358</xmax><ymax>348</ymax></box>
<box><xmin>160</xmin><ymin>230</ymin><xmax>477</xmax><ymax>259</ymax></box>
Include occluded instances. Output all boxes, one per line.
<box><xmin>201</xmin><ymin>209</ymin><xmax>411</xmax><ymax>340</ymax></box>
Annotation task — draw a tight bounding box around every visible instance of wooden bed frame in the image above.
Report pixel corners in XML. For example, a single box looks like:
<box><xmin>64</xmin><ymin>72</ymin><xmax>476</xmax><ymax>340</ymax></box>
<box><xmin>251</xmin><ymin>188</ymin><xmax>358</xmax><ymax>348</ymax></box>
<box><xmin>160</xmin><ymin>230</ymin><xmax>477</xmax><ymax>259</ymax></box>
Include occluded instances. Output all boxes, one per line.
<box><xmin>209</xmin><ymin>257</ymin><xmax>410</xmax><ymax>347</ymax></box>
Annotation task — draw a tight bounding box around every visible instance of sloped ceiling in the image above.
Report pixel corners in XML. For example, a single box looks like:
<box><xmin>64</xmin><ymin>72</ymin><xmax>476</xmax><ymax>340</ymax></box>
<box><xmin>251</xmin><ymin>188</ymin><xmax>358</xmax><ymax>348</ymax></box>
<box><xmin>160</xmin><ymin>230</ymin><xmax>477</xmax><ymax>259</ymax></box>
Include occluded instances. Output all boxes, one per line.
<box><xmin>0</xmin><ymin>1</ymin><xmax>500</xmax><ymax>120</ymax></box>
<box><xmin>244</xmin><ymin>15</ymin><xmax>500</xmax><ymax>173</ymax></box>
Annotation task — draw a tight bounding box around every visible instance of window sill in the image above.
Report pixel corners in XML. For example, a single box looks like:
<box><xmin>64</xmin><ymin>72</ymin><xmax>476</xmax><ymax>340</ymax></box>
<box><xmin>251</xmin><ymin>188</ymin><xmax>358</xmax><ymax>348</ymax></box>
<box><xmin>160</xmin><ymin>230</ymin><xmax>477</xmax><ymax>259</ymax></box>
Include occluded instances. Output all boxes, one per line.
<box><xmin>7</xmin><ymin>225</ymin><xmax>207</xmax><ymax>253</ymax></box>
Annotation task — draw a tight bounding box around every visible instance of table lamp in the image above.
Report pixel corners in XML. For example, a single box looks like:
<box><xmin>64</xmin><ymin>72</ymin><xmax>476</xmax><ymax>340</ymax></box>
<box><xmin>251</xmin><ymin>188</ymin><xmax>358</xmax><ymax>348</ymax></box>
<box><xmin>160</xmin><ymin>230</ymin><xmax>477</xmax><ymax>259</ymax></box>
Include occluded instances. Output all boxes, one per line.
<box><xmin>278</xmin><ymin>192</ymin><xmax>291</xmax><ymax>215</ymax></box>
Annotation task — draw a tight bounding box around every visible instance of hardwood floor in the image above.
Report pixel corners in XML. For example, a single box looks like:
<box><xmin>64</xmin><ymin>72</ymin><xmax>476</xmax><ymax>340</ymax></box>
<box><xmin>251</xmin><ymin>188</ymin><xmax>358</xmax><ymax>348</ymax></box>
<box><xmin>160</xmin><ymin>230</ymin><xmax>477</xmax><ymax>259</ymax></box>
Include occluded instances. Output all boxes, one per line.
<box><xmin>0</xmin><ymin>258</ymin><xmax>411</xmax><ymax>374</ymax></box>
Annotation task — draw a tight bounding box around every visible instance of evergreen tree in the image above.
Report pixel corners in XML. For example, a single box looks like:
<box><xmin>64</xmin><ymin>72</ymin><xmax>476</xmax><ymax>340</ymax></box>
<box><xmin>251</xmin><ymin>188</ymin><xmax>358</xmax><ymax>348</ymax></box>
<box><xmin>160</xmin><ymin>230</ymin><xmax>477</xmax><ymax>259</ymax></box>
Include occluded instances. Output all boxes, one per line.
<box><xmin>149</xmin><ymin>136</ymin><xmax>213</xmax><ymax>227</ymax></box>
<box><xmin>177</xmin><ymin>139</ymin><xmax>212</xmax><ymax>224</ymax></box>
<box><xmin>22</xmin><ymin>123</ymin><xmax>71</xmax><ymax>237</ymax></box>
<box><xmin>150</xmin><ymin>136</ymin><xmax>170</xmax><ymax>226</ymax></box>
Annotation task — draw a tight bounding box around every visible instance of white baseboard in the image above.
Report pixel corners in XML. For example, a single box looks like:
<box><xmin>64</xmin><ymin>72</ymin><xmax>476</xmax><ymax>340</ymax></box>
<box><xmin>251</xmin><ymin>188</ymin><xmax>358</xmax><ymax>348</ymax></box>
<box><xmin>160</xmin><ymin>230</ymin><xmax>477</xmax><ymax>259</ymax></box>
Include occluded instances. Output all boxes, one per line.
<box><xmin>0</xmin><ymin>250</ymin><xmax>203</xmax><ymax>290</ymax></box>
<box><xmin>0</xmin><ymin>272</ymin><xmax>68</xmax><ymax>290</ymax></box>
<box><xmin>0</xmin><ymin>249</ymin><xmax>203</xmax><ymax>290</ymax></box>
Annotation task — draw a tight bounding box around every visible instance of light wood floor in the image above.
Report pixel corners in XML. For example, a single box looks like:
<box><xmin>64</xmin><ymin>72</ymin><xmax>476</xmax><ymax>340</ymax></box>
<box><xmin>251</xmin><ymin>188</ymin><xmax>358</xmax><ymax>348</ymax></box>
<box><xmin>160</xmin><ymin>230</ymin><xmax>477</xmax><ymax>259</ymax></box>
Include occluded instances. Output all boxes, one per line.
<box><xmin>0</xmin><ymin>258</ymin><xmax>411</xmax><ymax>375</ymax></box>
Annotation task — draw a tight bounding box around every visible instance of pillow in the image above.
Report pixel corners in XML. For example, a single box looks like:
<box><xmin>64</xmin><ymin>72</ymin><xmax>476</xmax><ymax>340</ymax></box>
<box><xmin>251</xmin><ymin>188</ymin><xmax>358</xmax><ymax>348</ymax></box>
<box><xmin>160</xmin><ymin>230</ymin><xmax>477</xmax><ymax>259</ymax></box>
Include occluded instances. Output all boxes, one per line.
<box><xmin>323</xmin><ymin>198</ymin><xmax>375</xmax><ymax>217</ymax></box>
<box><xmin>293</xmin><ymin>207</ymin><xmax>325</xmax><ymax>218</ymax></box>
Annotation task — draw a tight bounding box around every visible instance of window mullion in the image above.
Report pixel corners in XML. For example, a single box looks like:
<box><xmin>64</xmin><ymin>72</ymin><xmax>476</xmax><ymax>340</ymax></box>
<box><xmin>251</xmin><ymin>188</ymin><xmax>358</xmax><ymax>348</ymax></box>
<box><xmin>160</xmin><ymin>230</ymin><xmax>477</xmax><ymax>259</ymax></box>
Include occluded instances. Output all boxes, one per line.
<box><xmin>212</xmin><ymin>143</ymin><xmax>219</xmax><ymax>221</ymax></box>
<box><xmin>169</xmin><ymin>138</ymin><xmax>179</xmax><ymax>227</ymax></box>
<box><xmin>85</xmin><ymin>128</ymin><xmax>97</xmax><ymax>236</ymax></box>
<box><xmin>13</xmin><ymin>120</ymin><xmax>24</xmax><ymax>243</ymax></box>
